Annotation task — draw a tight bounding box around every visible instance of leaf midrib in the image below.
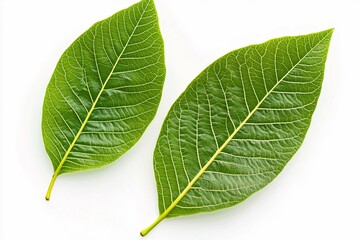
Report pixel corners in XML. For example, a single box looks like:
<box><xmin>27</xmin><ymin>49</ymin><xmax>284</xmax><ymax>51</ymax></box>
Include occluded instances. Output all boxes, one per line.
<box><xmin>145</xmin><ymin>31</ymin><xmax>331</xmax><ymax>230</ymax></box>
<box><xmin>45</xmin><ymin>1</ymin><xmax>150</xmax><ymax>200</ymax></box>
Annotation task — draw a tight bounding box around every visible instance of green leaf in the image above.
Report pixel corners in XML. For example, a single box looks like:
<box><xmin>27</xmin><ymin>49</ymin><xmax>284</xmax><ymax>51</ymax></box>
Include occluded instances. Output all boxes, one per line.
<box><xmin>42</xmin><ymin>0</ymin><xmax>165</xmax><ymax>200</ymax></box>
<box><xmin>141</xmin><ymin>29</ymin><xmax>333</xmax><ymax>235</ymax></box>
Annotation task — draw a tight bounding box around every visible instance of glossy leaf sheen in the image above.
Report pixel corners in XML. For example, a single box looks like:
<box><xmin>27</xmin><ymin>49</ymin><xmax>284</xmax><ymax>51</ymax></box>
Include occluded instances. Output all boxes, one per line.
<box><xmin>154</xmin><ymin>30</ymin><xmax>332</xmax><ymax>219</ymax></box>
<box><xmin>42</xmin><ymin>0</ymin><xmax>165</xmax><ymax>194</ymax></box>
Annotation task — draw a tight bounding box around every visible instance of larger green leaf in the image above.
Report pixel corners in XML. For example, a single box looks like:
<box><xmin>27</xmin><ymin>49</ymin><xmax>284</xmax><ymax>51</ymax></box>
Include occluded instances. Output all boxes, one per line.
<box><xmin>42</xmin><ymin>0</ymin><xmax>165</xmax><ymax>200</ymax></box>
<box><xmin>141</xmin><ymin>29</ymin><xmax>333</xmax><ymax>235</ymax></box>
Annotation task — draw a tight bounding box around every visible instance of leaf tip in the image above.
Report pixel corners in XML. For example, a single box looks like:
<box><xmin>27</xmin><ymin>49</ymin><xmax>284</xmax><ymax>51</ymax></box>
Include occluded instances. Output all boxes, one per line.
<box><xmin>314</xmin><ymin>28</ymin><xmax>334</xmax><ymax>37</ymax></box>
<box><xmin>324</xmin><ymin>28</ymin><xmax>335</xmax><ymax>43</ymax></box>
<box><xmin>314</xmin><ymin>28</ymin><xmax>334</xmax><ymax>44</ymax></box>
<box><xmin>327</xmin><ymin>28</ymin><xmax>335</xmax><ymax>34</ymax></box>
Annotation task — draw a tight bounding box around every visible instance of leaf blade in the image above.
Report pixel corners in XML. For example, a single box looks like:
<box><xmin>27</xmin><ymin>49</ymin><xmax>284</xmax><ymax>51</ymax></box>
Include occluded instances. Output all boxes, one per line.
<box><xmin>143</xmin><ymin>29</ymin><xmax>333</xmax><ymax>235</ymax></box>
<box><xmin>42</xmin><ymin>0</ymin><xmax>165</xmax><ymax>199</ymax></box>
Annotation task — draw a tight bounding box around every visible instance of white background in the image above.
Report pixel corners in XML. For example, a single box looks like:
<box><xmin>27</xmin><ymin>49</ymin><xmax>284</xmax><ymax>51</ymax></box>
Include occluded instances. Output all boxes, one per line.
<box><xmin>1</xmin><ymin>0</ymin><xmax>359</xmax><ymax>239</ymax></box>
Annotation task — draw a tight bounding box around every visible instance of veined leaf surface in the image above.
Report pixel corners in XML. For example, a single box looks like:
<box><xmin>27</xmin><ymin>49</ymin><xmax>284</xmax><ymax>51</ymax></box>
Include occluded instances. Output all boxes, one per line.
<box><xmin>141</xmin><ymin>29</ymin><xmax>333</xmax><ymax>235</ymax></box>
<box><xmin>42</xmin><ymin>0</ymin><xmax>165</xmax><ymax>200</ymax></box>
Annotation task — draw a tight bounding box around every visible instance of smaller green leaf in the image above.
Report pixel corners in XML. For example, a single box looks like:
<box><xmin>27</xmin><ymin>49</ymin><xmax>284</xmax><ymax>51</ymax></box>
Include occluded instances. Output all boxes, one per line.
<box><xmin>42</xmin><ymin>0</ymin><xmax>165</xmax><ymax>200</ymax></box>
<box><xmin>141</xmin><ymin>29</ymin><xmax>333</xmax><ymax>236</ymax></box>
